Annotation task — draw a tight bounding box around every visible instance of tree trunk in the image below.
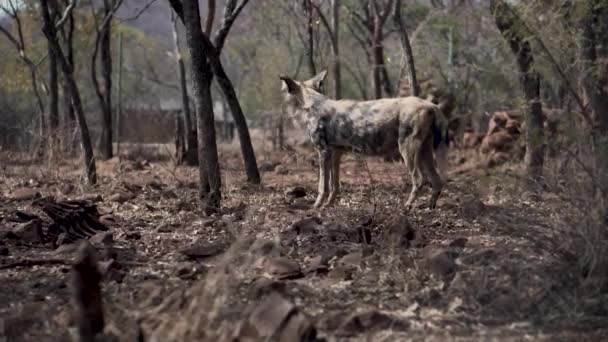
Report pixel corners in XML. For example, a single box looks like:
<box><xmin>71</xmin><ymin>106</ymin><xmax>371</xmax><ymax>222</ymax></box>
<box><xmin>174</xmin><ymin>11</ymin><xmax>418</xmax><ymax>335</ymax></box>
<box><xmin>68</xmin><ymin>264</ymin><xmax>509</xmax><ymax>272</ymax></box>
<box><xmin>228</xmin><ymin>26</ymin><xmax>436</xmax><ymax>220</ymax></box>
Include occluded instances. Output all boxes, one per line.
<box><xmin>61</xmin><ymin>3</ymin><xmax>76</xmax><ymax>152</ymax></box>
<box><xmin>204</xmin><ymin>0</ymin><xmax>216</xmax><ymax>35</ymax></box>
<box><xmin>180</xmin><ymin>0</ymin><xmax>221</xmax><ymax>213</ymax></box>
<box><xmin>40</xmin><ymin>0</ymin><xmax>97</xmax><ymax>184</ymax></box>
<box><xmin>48</xmin><ymin>37</ymin><xmax>59</xmax><ymax>154</ymax></box>
<box><xmin>212</xmin><ymin>62</ymin><xmax>261</xmax><ymax>184</ymax></box>
<box><xmin>305</xmin><ymin>0</ymin><xmax>316</xmax><ymax>76</ymax></box>
<box><xmin>394</xmin><ymin>0</ymin><xmax>419</xmax><ymax>96</ymax></box>
<box><xmin>175</xmin><ymin>112</ymin><xmax>185</xmax><ymax>164</ymax></box>
<box><xmin>491</xmin><ymin>0</ymin><xmax>543</xmax><ymax>181</ymax></box>
<box><xmin>171</xmin><ymin>0</ymin><xmax>260</xmax><ymax>185</ymax></box>
<box><xmin>580</xmin><ymin>0</ymin><xmax>608</xmax><ymax>213</ymax></box>
<box><xmin>171</xmin><ymin>10</ymin><xmax>197</xmax><ymax>165</ymax></box>
<box><xmin>100</xmin><ymin>18</ymin><xmax>113</xmax><ymax>159</ymax></box>
<box><xmin>331</xmin><ymin>0</ymin><xmax>341</xmax><ymax>99</ymax></box>
<box><xmin>522</xmin><ymin>72</ymin><xmax>544</xmax><ymax>178</ymax></box>
<box><xmin>371</xmin><ymin>12</ymin><xmax>383</xmax><ymax>99</ymax></box>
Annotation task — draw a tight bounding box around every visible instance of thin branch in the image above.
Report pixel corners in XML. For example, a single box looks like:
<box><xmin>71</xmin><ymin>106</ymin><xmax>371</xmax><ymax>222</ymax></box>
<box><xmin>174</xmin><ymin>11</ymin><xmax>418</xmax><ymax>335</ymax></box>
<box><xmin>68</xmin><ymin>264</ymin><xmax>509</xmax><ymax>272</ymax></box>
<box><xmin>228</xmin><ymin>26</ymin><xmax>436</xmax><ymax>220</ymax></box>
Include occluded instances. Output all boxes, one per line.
<box><xmin>55</xmin><ymin>0</ymin><xmax>76</xmax><ymax>29</ymax></box>
<box><xmin>117</xmin><ymin>0</ymin><xmax>158</xmax><ymax>22</ymax></box>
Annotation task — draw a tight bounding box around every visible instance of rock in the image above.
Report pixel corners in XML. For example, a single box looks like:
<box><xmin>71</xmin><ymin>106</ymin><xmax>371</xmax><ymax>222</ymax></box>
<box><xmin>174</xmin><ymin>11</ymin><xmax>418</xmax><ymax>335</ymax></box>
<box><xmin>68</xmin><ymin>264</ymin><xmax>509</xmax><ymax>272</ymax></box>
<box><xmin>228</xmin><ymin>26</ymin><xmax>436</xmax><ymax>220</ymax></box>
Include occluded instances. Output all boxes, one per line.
<box><xmin>336</xmin><ymin>310</ymin><xmax>409</xmax><ymax>337</ymax></box>
<box><xmin>275</xmin><ymin>165</ymin><xmax>289</xmax><ymax>175</ymax></box>
<box><xmin>461</xmin><ymin>248</ymin><xmax>497</xmax><ymax>266</ymax></box>
<box><xmin>291</xmin><ymin>217</ymin><xmax>322</xmax><ymax>235</ymax></box>
<box><xmin>304</xmin><ymin>255</ymin><xmax>330</xmax><ymax>275</ymax></box>
<box><xmin>11</xmin><ymin>219</ymin><xmax>43</xmax><ymax>243</ymax></box>
<box><xmin>463</xmin><ymin>132</ymin><xmax>483</xmax><ymax>148</ymax></box>
<box><xmin>99</xmin><ymin>215</ymin><xmax>118</xmax><ymax>226</ymax></box>
<box><xmin>60</xmin><ymin>183</ymin><xmax>75</xmax><ymax>195</ymax></box>
<box><xmin>423</xmin><ymin>245</ymin><xmax>456</xmax><ymax>278</ymax></box>
<box><xmin>89</xmin><ymin>232</ymin><xmax>114</xmax><ymax>246</ymax></box>
<box><xmin>485</xmin><ymin>131</ymin><xmax>516</xmax><ymax>152</ymax></box>
<box><xmin>449</xmin><ymin>237</ymin><xmax>468</xmax><ymax>249</ymax></box>
<box><xmin>233</xmin><ymin>292</ymin><xmax>317</xmax><ymax>342</ymax></box>
<box><xmin>328</xmin><ymin>265</ymin><xmax>354</xmax><ymax>281</ymax></box>
<box><xmin>487</xmin><ymin>151</ymin><xmax>510</xmax><ymax>168</ymax></box>
<box><xmin>250</xmin><ymin>277</ymin><xmax>287</xmax><ymax>299</ymax></box>
<box><xmin>124</xmin><ymin>232</ymin><xmax>141</xmax><ymax>240</ymax></box>
<box><xmin>98</xmin><ymin>259</ymin><xmax>125</xmax><ymax>283</ymax></box>
<box><xmin>11</xmin><ymin>188</ymin><xmax>41</xmax><ymax>201</ymax></box>
<box><xmin>108</xmin><ymin>191</ymin><xmax>135</xmax><ymax>203</ymax></box>
<box><xmin>179</xmin><ymin>241</ymin><xmax>227</xmax><ymax>260</ymax></box>
<box><xmin>487</xmin><ymin>111</ymin><xmax>511</xmax><ymax>135</ymax></box>
<box><xmin>79</xmin><ymin>193</ymin><xmax>103</xmax><ymax>202</ymax></box>
<box><xmin>156</xmin><ymin>223</ymin><xmax>173</xmax><ymax>233</ymax></box>
<box><xmin>0</xmin><ymin>246</ymin><xmax>9</xmax><ymax>256</ymax></box>
<box><xmin>264</xmin><ymin>257</ymin><xmax>303</xmax><ymax>280</ymax></box>
<box><xmin>285</xmin><ymin>186</ymin><xmax>307</xmax><ymax>199</ymax></box>
<box><xmin>339</xmin><ymin>252</ymin><xmax>363</xmax><ymax>268</ymax></box>
<box><xmin>382</xmin><ymin>215</ymin><xmax>416</xmax><ymax>248</ymax></box>
<box><xmin>258</xmin><ymin>161</ymin><xmax>278</xmax><ymax>172</ymax></box>
<box><xmin>505</xmin><ymin>119</ymin><xmax>521</xmax><ymax>135</ymax></box>
<box><xmin>460</xmin><ymin>197</ymin><xmax>486</xmax><ymax>219</ymax></box>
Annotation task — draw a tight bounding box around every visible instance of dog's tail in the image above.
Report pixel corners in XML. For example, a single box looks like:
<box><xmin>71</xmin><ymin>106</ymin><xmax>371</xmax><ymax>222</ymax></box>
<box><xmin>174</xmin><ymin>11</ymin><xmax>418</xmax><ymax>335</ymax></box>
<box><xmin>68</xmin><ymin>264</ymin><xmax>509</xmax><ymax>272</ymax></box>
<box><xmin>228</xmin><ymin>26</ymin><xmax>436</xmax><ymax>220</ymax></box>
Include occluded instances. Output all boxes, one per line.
<box><xmin>431</xmin><ymin>105</ymin><xmax>450</xmax><ymax>150</ymax></box>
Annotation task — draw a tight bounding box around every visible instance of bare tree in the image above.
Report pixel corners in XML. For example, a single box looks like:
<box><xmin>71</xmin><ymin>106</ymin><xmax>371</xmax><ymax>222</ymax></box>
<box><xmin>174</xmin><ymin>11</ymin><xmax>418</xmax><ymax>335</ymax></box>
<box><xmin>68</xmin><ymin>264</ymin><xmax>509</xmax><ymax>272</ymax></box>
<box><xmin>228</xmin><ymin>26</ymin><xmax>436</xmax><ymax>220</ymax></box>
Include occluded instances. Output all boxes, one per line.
<box><xmin>170</xmin><ymin>9</ymin><xmax>197</xmax><ymax>165</ymax></box>
<box><xmin>491</xmin><ymin>0</ymin><xmax>543</xmax><ymax>181</ymax></box>
<box><xmin>40</xmin><ymin>0</ymin><xmax>97</xmax><ymax>184</ymax></box>
<box><xmin>48</xmin><ymin>3</ymin><xmax>59</xmax><ymax>154</ymax></box>
<box><xmin>580</xmin><ymin>0</ymin><xmax>608</xmax><ymax>214</ymax></box>
<box><xmin>0</xmin><ymin>0</ymin><xmax>48</xmax><ymax>147</ymax></box>
<box><xmin>169</xmin><ymin>0</ymin><xmax>222</xmax><ymax>213</ymax></box>
<box><xmin>58</xmin><ymin>0</ymin><xmax>76</xmax><ymax>151</ymax></box>
<box><xmin>91</xmin><ymin>0</ymin><xmax>123</xmax><ymax>160</ymax></box>
<box><xmin>310</xmin><ymin>0</ymin><xmax>342</xmax><ymax>99</ymax></box>
<box><xmin>346</xmin><ymin>0</ymin><xmax>394</xmax><ymax>99</ymax></box>
<box><xmin>209</xmin><ymin>0</ymin><xmax>260</xmax><ymax>185</ymax></box>
<box><xmin>393</xmin><ymin>0</ymin><xmax>419</xmax><ymax>96</ymax></box>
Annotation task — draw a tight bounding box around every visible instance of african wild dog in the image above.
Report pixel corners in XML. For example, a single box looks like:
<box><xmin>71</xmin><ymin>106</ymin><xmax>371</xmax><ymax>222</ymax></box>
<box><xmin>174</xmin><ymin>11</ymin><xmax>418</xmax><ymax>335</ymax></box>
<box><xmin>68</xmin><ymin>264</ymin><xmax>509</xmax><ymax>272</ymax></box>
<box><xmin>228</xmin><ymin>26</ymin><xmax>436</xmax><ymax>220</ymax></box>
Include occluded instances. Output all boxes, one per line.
<box><xmin>280</xmin><ymin>70</ymin><xmax>449</xmax><ymax>210</ymax></box>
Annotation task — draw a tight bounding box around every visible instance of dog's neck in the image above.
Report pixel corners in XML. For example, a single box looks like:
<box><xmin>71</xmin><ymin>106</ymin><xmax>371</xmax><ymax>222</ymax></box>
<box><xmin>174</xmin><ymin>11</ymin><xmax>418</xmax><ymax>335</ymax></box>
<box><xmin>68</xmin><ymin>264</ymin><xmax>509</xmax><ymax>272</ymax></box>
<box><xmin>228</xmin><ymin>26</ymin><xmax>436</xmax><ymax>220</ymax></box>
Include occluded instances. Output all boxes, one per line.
<box><xmin>285</xmin><ymin>88</ymin><xmax>330</xmax><ymax>128</ymax></box>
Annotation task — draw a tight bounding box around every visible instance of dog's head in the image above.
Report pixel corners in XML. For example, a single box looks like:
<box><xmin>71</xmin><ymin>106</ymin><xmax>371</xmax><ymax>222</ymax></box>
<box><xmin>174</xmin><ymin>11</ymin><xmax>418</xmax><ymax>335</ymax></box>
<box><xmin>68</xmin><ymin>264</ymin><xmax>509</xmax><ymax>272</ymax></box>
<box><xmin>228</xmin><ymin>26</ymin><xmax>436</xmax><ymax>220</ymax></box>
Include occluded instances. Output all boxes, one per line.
<box><xmin>279</xmin><ymin>70</ymin><xmax>328</xmax><ymax>108</ymax></box>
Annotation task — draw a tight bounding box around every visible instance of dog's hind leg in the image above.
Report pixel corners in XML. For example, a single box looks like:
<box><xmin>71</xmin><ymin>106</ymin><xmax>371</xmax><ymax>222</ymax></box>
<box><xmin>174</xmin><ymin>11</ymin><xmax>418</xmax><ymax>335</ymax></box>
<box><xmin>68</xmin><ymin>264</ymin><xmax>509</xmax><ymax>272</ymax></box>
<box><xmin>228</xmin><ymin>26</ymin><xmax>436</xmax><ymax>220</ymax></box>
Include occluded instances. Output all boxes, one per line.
<box><xmin>325</xmin><ymin>150</ymin><xmax>342</xmax><ymax>207</ymax></box>
<box><xmin>421</xmin><ymin>135</ymin><xmax>443</xmax><ymax>209</ymax></box>
<box><xmin>314</xmin><ymin>149</ymin><xmax>332</xmax><ymax>208</ymax></box>
<box><xmin>402</xmin><ymin>138</ymin><xmax>424</xmax><ymax>210</ymax></box>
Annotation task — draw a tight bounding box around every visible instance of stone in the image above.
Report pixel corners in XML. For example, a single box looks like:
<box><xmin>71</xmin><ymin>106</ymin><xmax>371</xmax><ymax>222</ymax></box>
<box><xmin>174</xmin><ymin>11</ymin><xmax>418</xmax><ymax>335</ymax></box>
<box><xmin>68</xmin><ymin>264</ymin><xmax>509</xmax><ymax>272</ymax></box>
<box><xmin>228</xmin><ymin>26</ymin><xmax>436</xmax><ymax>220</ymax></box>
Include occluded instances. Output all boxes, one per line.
<box><xmin>99</xmin><ymin>215</ymin><xmax>118</xmax><ymax>227</ymax></box>
<box><xmin>304</xmin><ymin>255</ymin><xmax>330</xmax><ymax>275</ymax></box>
<box><xmin>179</xmin><ymin>241</ymin><xmax>227</xmax><ymax>260</ymax></box>
<box><xmin>423</xmin><ymin>245</ymin><xmax>456</xmax><ymax>278</ymax></box>
<box><xmin>250</xmin><ymin>277</ymin><xmax>287</xmax><ymax>299</ymax></box>
<box><xmin>108</xmin><ymin>191</ymin><xmax>135</xmax><ymax>203</ymax></box>
<box><xmin>258</xmin><ymin>161</ymin><xmax>278</xmax><ymax>172</ymax></box>
<box><xmin>12</xmin><ymin>219</ymin><xmax>43</xmax><ymax>243</ymax></box>
<box><xmin>336</xmin><ymin>310</ymin><xmax>409</xmax><ymax>337</ymax></box>
<box><xmin>11</xmin><ymin>188</ymin><xmax>41</xmax><ymax>201</ymax></box>
<box><xmin>89</xmin><ymin>232</ymin><xmax>114</xmax><ymax>246</ymax></box>
<box><xmin>285</xmin><ymin>186</ymin><xmax>307</xmax><ymax>199</ymax></box>
<box><xmin>275</xmin><ymin>165</ymin><xmax>289</xmax><ymax>175</ymax></box>
<box><xmin>264</xmin><ymin>257</ymin><xmax>303</xmax><ymax>280</ymax></box>
<box><xmin>382</xmin><ymin>215</ymin><xmax>416</xmax><ymax>248</ymax></box>
<box><xmin>233</xmin><ymin>292</ymin><xmax>317</xmax><ymax>342</ymax></box>
<box><xmin>124</xmin><ymin>232</ymin><xmax>141</xmax><ymax>240</ymax></box>
<box><xmin>460</xmin><ymin>197</ymin><xmax>486</xmax><ymax>219</ymax></box>
<box><xmin>0</xmin><ymin>246</ymin><xmax>9</xmax><ymax>256</ymax></box>
<box><xmin>291</xmin><ymin>217</ymin><xmax>322</xmax><ymax>235</ymax></box>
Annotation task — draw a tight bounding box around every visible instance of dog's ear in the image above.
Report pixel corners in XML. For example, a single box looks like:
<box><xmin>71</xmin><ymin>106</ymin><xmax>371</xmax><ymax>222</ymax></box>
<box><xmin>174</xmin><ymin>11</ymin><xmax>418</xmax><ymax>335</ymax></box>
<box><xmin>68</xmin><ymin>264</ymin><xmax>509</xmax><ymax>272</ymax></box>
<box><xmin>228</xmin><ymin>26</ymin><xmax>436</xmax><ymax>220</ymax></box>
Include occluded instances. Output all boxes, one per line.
<box><xmin>280</xmin><ymin>76</ymin><xmax>301</xmax><ymax>95</ymax></box>
<box><xmin>303</xmin><ymin>69</ymin><xmax>328</xmax><ymax>91</ymax></box>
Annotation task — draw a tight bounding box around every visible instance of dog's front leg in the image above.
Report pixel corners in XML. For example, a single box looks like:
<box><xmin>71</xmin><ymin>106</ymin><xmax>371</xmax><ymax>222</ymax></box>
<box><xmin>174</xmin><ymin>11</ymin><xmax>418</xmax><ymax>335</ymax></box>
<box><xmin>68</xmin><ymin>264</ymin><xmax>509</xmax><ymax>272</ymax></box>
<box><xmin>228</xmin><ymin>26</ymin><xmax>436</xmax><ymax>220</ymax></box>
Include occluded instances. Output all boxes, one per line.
<box><xmin>314</xmin><ymin>149</ymin><xmax>331</xmax><ymax>208</ymax></box>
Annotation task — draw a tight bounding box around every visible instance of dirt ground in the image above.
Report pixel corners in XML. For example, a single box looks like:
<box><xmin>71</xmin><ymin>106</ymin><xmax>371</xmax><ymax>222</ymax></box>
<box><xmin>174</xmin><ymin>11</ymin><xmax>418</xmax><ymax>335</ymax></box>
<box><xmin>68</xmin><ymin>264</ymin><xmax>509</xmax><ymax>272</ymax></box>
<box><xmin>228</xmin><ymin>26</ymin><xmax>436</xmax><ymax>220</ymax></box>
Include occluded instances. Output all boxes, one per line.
<box><xmin>1</xmin><ymin>135</ymin><xmax>607</xmax><ymax>341</ymax></box>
